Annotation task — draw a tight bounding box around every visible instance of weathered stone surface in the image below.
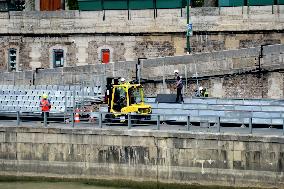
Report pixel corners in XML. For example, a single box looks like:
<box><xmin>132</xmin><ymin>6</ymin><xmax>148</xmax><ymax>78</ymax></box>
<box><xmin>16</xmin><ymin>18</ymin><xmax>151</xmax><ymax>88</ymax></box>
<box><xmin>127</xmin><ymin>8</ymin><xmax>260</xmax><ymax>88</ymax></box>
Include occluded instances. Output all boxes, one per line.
<box><xmin>0</xmin><ymin>127</ymin><xmax>284</xmax><ymax>188</ymax></box>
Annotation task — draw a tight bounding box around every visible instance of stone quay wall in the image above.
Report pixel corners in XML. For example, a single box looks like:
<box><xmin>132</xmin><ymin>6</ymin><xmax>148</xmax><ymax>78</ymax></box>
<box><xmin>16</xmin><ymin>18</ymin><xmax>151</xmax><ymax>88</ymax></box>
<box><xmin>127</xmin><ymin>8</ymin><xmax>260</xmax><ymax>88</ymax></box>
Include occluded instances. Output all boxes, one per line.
<box><xmin>0</xmin><ymin>126</ymin><xmax>283</xmax><ymax>188</ymax></box>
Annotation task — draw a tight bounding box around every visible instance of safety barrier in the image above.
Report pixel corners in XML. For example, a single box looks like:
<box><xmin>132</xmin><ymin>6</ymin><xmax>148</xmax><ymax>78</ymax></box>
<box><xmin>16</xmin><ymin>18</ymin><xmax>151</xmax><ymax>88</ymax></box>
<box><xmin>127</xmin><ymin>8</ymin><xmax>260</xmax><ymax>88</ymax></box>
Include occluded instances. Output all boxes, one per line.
<box><xmin>1</xmin><ymin>110</ymin><xmax>284</xmax><ymax>136</ymax></box>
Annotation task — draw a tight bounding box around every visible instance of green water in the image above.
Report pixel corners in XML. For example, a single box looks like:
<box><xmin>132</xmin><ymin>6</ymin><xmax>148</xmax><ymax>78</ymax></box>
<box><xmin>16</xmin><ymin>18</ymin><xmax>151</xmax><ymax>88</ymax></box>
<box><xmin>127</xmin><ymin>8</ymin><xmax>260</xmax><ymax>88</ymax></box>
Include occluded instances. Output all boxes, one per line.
<box><xmin>0</xmin><ymin>181</ymin><xmax>128</xmax><ymax>189</ymax></box>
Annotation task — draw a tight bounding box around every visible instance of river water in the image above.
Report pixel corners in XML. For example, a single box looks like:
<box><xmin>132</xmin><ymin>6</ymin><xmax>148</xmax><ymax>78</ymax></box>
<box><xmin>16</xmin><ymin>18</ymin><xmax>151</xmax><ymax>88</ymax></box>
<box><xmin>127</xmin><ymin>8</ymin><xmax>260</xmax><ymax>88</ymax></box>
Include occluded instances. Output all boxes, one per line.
<box><xmin>0</xmin><ymin>181</ymin><xmax>128</xmax><ymax>189</ymax></box>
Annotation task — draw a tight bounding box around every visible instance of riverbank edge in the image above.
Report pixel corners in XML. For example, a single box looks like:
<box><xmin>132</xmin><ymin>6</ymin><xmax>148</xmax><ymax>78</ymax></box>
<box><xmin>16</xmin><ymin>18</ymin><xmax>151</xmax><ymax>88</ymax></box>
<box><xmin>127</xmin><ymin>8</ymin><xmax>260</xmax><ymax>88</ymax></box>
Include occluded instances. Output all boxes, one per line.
<box><xmin>0</xmin><ymin>175</ymin><xmax>265</xmax><ymax>189</ymax></box>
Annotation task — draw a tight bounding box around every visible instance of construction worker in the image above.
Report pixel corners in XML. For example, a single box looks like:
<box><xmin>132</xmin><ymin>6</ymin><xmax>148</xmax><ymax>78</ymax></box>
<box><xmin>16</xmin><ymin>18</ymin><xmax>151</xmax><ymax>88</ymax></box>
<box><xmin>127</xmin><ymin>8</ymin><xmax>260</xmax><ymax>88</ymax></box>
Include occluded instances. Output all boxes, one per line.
<box><xmin>174</xmin><ymin>70</ymin><xmax>179</xmax><ymax>80</ymax></box>
<box><xmin>195</xmin><ymin>86</ymin><xmax>203</xmax><ymax>97</ymax></box>
<box><xmin>203</xmin><ymin>88</ymin><xmax>209</xmax><ymax>97</ymax></box>
<box><xmin>175</xmin><ymin>76</ymin><xmax>183</xmax><ymax>103</ymax></box>
<box><xmin>113</xmin><ymin>78</ymin><xmax>127</xmax><ymax>111</ymax></box>
<box><xmin>120</xmin><ymin>77</ymin><xmax>126</xmax><ymax>84</ymax></box>
<box><xmin>40</xmin><ymin>94</ymin><xmax>51</xmax><ymax>124</ymax></box>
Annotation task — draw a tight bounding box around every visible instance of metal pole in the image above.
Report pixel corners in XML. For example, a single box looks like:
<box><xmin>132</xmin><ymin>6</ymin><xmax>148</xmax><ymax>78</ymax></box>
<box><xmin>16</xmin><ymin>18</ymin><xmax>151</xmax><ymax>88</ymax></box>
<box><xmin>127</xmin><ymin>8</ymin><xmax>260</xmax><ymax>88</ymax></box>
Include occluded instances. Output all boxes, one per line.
<box><xmin>282</xmin><ymin>118</ymin><xmax>284</xmax><ymax>136</ymax></box>
<box><xmin>185</xmin><ymin>65</ymin><xmax>188</xmax><ymax>95</ymax></box>
<box><xmin>64</xmin><ymin>91</ymin><xmax>67</xmax><ymax>123</ymax></box>
<box><xmin>44</xmin><ymin>112</ymin><xmax>47</xmax><ymax>127</ymax></box>
<box><xmin>157</xmin><ymin>115</ymin><xmax>160</xmax><ymax>130</ymax></box>
<box><xmin>99</xmin><ymin>112</ymin><xmax>102</xmax><ymax>128</ymax></box>
<box><xmin>128</xmin><ymin>113</ymin><xmax>131</xmax><ymax>129</ymax></box>
<box><xmin>16</xmin><ymin>111</ymin><xmax>20</xmax><ymax>126</ymax></box>
<box><xmin>217</xmin><ymin>117</ymin><xmax>220</xmax><ymax>132</ymax></box>
<box><xmin>194</xmin><ymin>61</ymin><xmax>199</xmax><ymax>96</ymax></box>
<box><xmin>186</xmin><ymin>115</ymin><xmax>190</xmax><ymax>131</ymax></box>
<box><xmin>249</xmin><ymin>117</ymin><xmax>252</xmax><ymax>134</ymax></box>
<box><xmin>71</xmin><ymin>112</ymin><xmax>75</xmax><ymax>127</ymax></box>
<box><xmin>162</xmin><ymin>61</ymin><xmax>166</xmax><ymax>93</ymax></box>
<box><xmin>186</xmin><ymin>0</ymin><xmax>191</xmax><ymax>53</ymax></box>
<box><xmin>72</xmin><ymin>90</ymin><xmax>75</xmax><ymax>127</ymax></box>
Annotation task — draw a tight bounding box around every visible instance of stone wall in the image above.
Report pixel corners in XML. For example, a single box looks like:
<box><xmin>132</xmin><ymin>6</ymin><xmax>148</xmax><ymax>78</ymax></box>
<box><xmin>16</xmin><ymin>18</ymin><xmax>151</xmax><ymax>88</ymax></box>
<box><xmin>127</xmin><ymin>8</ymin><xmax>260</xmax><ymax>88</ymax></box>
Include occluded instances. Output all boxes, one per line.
<box><xmin>0</xmin><ymin>33</ymin><xmax>283</xmax><ymax>72</ymax></box>
<box><xmin>0</xmin><ymin>127</ymin><xmax>283</xmax><ymax>188</ymax></box>
<box><xmin>1</xmin><ymin>44</ymin><xmax>283</xmax><ymax>99</ymax></box>
<box><xmin>141</xmin><ymin>45</ymin><xmax>284</xmax><ymax>79</ymax></box>
<box><xmin>0</xmin><ymin>6</ymin><xmax>283</xmax><ymax>71</ymax></box>
<box><xmin>0</xmin><ymin>6</ymin><xmax>283</xmax><ymax>34</ymax></box>
<box><xmin>140</xmin><ymin>44</ymin><xmax>284</xmax><ymax>98</ymax></box>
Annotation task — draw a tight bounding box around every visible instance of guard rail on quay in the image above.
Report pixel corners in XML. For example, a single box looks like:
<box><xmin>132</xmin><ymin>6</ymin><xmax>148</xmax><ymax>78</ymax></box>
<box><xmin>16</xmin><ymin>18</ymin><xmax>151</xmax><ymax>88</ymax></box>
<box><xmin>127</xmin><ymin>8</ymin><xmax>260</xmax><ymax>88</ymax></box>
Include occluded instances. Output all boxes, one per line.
<box><xmin>0</xmin><ymin>110</ymin><xmax>284</xmax><ymax>135</ymax></box>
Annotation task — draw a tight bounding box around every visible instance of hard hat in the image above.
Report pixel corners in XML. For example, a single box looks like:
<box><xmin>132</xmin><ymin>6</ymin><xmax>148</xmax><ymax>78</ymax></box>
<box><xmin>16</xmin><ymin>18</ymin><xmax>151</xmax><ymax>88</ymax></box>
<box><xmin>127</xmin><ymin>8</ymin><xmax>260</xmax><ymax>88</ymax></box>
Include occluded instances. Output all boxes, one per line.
<box><xmin>42</xmin><ymin>94</ymin><xmax>48</xmax><ymax>99</ymax></box>
<box><xmin>120</xmin><ymin>78</ymin><xmax>125</xmax><ymax>82</ymax></box>
<box><xmin>174</xmin><ymin>70</ymin><xmax>179</xmax><ymax>73</ymax></box>
<box><xmin>199</xmin><ymin>87</ymin><xmax>203</xmax><ymax>91</ymax></box>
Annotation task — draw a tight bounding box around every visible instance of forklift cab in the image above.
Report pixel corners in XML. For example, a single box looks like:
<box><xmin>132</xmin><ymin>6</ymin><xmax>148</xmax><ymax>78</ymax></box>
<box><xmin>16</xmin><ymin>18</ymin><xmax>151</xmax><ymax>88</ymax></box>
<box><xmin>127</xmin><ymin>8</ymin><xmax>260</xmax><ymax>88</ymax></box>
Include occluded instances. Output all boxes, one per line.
<box><xmin>112</xmin><ymin>85</ymin><xmax>144</xmax><ymax>112</ymax></box>
<box><xmin>105</xmin><ymin>77</ymin><xmax>151</xmax><ymax>116</ymax></box>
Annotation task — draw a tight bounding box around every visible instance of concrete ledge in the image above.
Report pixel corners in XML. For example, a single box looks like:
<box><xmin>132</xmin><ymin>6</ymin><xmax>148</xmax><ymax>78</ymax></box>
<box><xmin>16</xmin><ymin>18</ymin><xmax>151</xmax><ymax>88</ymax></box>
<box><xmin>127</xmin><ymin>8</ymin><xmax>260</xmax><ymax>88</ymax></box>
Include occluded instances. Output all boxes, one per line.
<box><xmin>1</xmin><ymin>126</ymin><xmax>284</xmax><ymax>143</ymax></box>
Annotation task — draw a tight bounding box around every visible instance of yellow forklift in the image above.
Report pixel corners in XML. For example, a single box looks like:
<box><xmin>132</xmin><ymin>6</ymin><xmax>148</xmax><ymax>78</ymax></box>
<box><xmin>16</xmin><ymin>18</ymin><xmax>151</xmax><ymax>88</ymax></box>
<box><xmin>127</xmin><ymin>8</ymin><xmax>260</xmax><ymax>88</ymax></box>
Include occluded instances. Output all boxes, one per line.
<box><xmin>105</xmin><ymin>77</ymin><xmax>151</xmax><ymax>122</ymax></box>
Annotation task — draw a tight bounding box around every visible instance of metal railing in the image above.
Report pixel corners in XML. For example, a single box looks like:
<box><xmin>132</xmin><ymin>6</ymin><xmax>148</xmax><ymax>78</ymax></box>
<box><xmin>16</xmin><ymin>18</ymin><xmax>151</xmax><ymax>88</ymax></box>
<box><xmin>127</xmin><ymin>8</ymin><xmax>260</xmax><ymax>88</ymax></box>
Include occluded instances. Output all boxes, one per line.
<box><xmin>1</xmin><ymin>110</ymin><xmax>284</xmax><ymax>135</ymax></box>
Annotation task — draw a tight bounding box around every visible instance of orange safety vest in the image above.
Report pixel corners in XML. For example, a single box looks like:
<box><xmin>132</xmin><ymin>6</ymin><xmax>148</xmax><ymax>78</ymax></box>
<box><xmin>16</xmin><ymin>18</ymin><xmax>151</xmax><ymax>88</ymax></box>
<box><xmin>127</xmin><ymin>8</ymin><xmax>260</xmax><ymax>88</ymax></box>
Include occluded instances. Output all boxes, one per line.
<box><xmin>40</xmin><ymin>99</ymin><xmax>51</xmax><ymax>112</ymax></box>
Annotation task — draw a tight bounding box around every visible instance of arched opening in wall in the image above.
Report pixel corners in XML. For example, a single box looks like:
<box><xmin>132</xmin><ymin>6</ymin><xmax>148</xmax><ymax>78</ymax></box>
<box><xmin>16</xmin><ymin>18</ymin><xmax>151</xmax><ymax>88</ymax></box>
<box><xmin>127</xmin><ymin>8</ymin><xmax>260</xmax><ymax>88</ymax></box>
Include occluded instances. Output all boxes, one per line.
<box><xmin>8</xmin><ymin>48</ymin><xmax>17</xmax><ymax>72</ymax></box>
<box><xmin>101</xmin><ymin>49</ymin><xmax>110</xmax><ymax>64</ymax></box>
<box><xmin>53</xmin><ymin>49</ymin><xmax>64</xmax><ymax>68</ymax></box>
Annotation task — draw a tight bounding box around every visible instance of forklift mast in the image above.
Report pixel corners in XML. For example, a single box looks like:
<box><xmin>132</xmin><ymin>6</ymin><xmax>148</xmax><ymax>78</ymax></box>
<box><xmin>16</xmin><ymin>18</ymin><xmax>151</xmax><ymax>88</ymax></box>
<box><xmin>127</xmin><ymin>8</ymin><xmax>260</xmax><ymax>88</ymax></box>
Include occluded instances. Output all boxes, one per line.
<box><xmin>106</xmin><ymin>77</ymin><xmax>119</xmax><ymax>112</ymax></box>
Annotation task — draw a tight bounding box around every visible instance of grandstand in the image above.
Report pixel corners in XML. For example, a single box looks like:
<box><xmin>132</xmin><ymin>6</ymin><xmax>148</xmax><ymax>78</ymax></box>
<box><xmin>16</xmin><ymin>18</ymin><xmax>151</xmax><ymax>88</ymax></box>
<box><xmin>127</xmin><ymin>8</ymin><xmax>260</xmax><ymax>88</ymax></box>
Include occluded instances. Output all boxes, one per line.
<box><xmin>0</xmin><ymin>85</ymin><xmax>102</xmax><ymax>114</ymax></box>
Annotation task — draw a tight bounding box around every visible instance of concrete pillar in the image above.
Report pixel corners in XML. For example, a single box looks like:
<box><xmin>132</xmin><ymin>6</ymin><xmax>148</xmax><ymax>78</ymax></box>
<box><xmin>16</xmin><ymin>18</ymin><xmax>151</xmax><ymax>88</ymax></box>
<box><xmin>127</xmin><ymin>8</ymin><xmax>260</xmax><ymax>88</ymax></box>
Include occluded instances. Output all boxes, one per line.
<box><xmin>210</xmin><ymin>78</ymin><xmax>224</xmax><ymax>98</ymax></box>
<box><xmin>267</xmin><ymin>72</ymin><xmax>283</xmax><ymax>99</ymax></box>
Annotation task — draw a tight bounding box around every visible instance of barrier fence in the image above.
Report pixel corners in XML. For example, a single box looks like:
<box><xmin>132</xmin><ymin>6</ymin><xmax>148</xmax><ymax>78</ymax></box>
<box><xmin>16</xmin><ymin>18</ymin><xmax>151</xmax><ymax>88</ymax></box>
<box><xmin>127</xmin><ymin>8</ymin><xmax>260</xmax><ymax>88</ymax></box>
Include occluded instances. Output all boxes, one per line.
<box><xmin>1</xmin><ymin>110</ymin><xmax>284</xmax><ymax>135</ymax></box>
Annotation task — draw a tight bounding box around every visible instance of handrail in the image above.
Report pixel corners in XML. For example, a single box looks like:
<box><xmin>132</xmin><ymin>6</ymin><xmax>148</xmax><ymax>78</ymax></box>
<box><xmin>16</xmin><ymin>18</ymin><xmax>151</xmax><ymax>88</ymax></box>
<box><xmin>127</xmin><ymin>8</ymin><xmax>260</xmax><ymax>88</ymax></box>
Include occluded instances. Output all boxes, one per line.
<box><xmin>0</xmin><ymin>111</ymin><xmax>283</xmax><ymax>135</ymax></box>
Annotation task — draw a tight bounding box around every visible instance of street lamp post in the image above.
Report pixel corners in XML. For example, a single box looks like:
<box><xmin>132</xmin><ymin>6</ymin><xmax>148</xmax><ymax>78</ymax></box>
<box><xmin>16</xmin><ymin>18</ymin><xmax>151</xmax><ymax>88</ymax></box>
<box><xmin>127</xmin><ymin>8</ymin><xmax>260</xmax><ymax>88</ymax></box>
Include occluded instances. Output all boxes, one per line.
<box><xmin>186</xmin><ymin>0</ymin><xmax>191</xmax><ymax>54</ymax></box>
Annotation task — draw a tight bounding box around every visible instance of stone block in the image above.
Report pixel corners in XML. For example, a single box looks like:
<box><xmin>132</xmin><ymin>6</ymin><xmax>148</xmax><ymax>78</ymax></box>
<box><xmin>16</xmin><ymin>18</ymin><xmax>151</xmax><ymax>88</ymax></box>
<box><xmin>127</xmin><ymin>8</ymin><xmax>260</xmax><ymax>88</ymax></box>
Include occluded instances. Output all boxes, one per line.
<box><xmin>218</xmin><ymin>141</ymin><xmax>233</xmax><ymax>150</ymax></box>
<box><xmin>57</xmin><ymin>134</ymin><xmax>71</xmax><ymax>144</ymax></box>
<box><xmin>233</xmin><ymin>160</ymin><xmax>244</xmax><ymax>170</ymax></box>
<box><xmin>17</xmin><ymin>133</ymin><xmax>34</xmax><ymax>143</ymax></box>
<box><xmin>3</xmin><ymin>160</ymin><xmax>18</xmax><ymax>172</ymax></box>
<box><xmin>194</xmin><ymin>149</ymin><xmax>219</xmax><ymax>160</ymax></box>
<box><xmin>220</xmin><ymin>7</ymin><xmax>243</xmax><ymax>15</ymax></box>
<box><xmin>234</xmin><ymin>141</ymin><xmax>245</xmax><ymax>151</ymax></box>
<box><xmin>196</xmin><ymin>140</ymin><xmax>219</xmax><ymax>150</ymax></box>
<box><xmin>233</xmin><ymin>150</ymin><xmax>242</xmax><ymax>161</ymax></box>
<box><xmin>0</xmin><ymin>133</ymin><xmax>5</xmax><ymax>143</ymax></box>
<box><xmin>69</xmin><ymin>134</ymin><xmax>84</xmax><ymax>144</ymax></box>
<box><xmin>43</xmin><ymin>133</ymin><xmax>58</xmax><ymax>144</ymax></box>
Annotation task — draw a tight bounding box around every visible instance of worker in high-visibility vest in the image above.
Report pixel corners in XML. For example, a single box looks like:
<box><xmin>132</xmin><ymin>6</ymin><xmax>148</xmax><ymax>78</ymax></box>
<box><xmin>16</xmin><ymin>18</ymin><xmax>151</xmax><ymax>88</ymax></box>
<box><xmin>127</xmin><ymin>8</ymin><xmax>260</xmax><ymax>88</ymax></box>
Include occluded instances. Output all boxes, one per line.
<box><xmin>40</xmin><ymin>94</ymin><xmax>51</xmax><ymax>124</ymax></box>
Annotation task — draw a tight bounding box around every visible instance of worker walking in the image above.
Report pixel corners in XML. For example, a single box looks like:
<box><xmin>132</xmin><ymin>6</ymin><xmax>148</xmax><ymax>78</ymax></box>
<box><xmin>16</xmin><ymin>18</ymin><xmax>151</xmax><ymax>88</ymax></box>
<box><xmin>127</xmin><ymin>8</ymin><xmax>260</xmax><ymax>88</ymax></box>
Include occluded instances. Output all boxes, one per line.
<box><xmin>40</xmin><ymin>94</ymin><xmax>51</xmax><ymax>125</ymax></box>
<box><xmin>176</xmin><ymin>76</ymin><xmax>183</xmax><ymax>103</ymax></box>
